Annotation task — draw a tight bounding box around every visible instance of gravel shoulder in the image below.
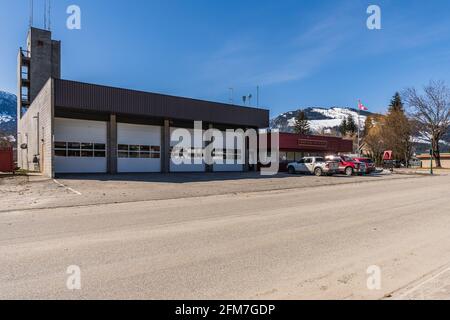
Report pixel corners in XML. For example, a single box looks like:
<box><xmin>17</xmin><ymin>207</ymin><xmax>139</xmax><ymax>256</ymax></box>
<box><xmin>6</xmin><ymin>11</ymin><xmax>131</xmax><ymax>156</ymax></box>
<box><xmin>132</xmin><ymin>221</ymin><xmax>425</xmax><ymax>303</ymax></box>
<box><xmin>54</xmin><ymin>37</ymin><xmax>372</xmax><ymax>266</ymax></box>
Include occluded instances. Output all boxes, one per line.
<box><xmin>0</xmin><ymin>172</ymin><xmax>427</xmax><ymax>212</ymax></box>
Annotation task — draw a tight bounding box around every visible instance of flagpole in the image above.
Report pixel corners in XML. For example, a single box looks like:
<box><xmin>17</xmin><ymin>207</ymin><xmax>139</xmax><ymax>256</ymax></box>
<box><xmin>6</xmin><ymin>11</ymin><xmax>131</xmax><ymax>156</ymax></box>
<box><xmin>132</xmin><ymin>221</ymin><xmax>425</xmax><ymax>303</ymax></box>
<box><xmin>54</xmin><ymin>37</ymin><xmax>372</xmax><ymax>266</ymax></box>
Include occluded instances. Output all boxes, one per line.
<box><xmin>357</xmin><ymin>101</ymin><xmax>361</xmax><ymax>157</ymax></box>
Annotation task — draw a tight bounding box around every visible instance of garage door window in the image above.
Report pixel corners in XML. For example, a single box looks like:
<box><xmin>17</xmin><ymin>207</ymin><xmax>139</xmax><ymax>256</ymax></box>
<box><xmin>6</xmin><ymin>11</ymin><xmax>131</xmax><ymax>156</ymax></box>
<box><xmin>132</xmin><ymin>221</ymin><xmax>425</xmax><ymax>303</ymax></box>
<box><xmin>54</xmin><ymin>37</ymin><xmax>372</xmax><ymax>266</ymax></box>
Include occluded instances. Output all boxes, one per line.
<box><xmin>54</xmin><ymin>142</ymin><xmax>106</xmax><ymax>158</ymax></box>
<box><xmin>118</xmin><ymin>144</ymin><xmax>161</xmax><ymax>159</ymax></box>
<box><xmin>171</xmin><ymin>147</ymin><xmax>204</xmax><ymax>160</ymax></box>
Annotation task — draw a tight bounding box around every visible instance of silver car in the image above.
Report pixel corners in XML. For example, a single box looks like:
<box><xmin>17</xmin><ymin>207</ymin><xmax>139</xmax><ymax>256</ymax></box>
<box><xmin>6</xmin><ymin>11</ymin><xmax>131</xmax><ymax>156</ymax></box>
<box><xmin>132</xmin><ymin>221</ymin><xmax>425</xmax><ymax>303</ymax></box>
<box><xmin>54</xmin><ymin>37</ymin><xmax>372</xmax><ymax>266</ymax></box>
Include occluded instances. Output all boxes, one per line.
<box><xmin>287</xmin><ymin>157</ymin><xmax>339</xmax><ymax>176</ymax></box>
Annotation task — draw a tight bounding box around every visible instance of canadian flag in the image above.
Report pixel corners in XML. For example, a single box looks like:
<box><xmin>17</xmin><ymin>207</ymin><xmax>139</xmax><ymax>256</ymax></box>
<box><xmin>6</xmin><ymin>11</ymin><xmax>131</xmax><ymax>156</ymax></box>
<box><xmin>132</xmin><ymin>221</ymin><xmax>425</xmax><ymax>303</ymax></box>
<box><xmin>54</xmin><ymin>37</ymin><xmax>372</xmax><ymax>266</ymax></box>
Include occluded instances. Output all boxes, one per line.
<box><xmin>358</xmin><ymin>100</ymin><xmax>368</xmax><ymax>111</ymax></box>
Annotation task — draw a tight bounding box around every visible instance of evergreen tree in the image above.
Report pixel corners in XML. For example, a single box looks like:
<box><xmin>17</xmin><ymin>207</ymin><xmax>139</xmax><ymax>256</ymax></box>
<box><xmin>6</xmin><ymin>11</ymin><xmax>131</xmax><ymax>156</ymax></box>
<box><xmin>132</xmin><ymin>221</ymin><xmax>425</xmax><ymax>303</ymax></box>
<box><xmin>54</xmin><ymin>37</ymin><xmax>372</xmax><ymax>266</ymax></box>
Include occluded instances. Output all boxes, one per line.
<box><xmin>346</xmin><ymin>115</ymin><xmax>358</xmax><ymax>136</ymax></box>
<box><xmin>339</xmin><ymin>118</ymin><xmax>348</xmax><ymax>136</ymax></box>
<box><xmin>389</xmin><ymin>92</ymin><xmax>404</xmax><ymax>113</ymax></box>
<box><xmin>293</xmin><ymin>111</ymin><xmax>311</xmax><ymax>135</ymax></box>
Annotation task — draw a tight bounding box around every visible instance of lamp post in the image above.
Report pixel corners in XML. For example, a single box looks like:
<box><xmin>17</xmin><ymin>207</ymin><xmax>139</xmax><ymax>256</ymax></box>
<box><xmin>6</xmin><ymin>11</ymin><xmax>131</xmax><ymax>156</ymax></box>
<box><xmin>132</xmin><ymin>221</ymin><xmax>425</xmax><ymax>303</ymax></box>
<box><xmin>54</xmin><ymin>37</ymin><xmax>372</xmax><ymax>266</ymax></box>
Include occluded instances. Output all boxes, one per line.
<box><xmin>357</xmin><ymin>107</ymin><xmax>361</xmax><ymax>157</ymax></box>
<box><xmin>430</xmin><ymin>148</ymin><xmax>434</xmax><ymax>175</ymax></box>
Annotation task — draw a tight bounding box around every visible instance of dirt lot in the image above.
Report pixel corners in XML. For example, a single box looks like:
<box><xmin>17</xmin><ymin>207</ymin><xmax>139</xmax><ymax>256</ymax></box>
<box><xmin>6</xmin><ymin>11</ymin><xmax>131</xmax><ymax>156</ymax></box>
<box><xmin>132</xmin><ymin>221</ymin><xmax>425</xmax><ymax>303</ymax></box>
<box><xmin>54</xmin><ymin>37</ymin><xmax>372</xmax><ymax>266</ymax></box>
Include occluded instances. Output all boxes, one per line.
<box><xmin>0</xmin><ymin>171</ymin><xmax>426</xmax><ymax>212</ymax></box>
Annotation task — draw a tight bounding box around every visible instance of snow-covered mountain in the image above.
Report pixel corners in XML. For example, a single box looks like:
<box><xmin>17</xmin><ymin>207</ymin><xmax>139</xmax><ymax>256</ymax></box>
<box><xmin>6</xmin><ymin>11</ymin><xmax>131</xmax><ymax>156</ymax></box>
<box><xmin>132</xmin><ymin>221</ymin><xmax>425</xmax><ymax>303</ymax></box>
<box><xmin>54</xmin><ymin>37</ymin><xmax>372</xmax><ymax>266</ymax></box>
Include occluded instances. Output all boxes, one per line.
<box><xmin>270</xmin><ymin>107</ymin><xmax>373</xmax><ymax>134</ymax></box>
<box><xmin>0</xmin><ymin>91</ymin><xmax>17</xmax><ymax>142</ymax></box>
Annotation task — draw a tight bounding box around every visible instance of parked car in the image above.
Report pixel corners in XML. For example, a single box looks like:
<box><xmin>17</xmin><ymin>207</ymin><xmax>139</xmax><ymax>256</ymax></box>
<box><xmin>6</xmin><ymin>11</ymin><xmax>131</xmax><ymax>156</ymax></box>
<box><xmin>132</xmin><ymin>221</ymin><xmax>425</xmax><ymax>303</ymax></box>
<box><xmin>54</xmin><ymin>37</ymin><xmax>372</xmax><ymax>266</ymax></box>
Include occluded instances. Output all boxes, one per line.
<box><xmin>409</xmin><ymin>158</ymin><xmax>422</xmax><ymax>168</ymax></box>
<box><xmin>383</xmin><ymin>159</ymin><xmax>404</xmax><ymax>169</ymax></box>
<box><xmin>287</xmin><ymin>156</ymin><xmax>339</xmax><ymax>176</ymax></box>
<box><xmin>325</xmin><ymin>155</ymin><xmax>366</xmax><ymax>176</ymax></box>
<box><xmin>353</xmin><ymin>157</ymin><xmax>376</xmax><ymax>174</ymax></box>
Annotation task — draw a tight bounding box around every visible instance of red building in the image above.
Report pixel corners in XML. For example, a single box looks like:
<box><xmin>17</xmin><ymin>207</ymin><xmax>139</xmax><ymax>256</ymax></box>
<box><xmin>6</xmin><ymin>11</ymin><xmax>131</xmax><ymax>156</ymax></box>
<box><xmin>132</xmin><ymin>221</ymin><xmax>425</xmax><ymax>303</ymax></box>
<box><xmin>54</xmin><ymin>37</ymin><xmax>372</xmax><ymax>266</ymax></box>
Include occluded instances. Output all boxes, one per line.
<box><xmin>275</xmin><ymin>132</ymin><xmax>353</xmax><ymax>171</ymax></box>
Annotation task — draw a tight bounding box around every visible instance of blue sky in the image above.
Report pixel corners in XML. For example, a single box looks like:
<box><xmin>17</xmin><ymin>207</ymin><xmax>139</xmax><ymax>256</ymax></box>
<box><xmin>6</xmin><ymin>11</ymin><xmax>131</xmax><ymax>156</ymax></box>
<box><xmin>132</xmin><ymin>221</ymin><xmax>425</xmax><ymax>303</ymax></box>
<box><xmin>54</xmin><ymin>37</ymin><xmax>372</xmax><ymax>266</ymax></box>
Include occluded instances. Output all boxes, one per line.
<box><xmin>1</xmin><ymin>0</ymin><xmax>450</xmax><ymax>117</ymax></box>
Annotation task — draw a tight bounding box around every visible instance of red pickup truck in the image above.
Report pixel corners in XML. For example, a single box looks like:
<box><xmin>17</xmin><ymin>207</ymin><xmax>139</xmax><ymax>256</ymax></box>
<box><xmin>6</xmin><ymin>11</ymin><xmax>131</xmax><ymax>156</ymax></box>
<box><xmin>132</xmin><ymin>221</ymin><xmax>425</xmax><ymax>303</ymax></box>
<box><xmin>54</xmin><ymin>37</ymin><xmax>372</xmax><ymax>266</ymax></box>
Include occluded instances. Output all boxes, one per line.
<box><xmin>325</xmin><ymin>155</ymin><xmax>366</xmax><ymax>176</ymax></box>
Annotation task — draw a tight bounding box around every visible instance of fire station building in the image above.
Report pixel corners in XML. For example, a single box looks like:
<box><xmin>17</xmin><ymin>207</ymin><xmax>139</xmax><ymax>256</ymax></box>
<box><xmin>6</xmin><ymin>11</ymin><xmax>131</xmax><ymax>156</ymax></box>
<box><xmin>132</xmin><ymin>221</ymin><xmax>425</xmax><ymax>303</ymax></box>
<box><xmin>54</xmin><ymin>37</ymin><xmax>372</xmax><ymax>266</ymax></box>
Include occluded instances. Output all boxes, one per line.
<box><xmin>17</xmin><ymin>28</ymin><xmax>269</xmax><ymax>177</ymax></box>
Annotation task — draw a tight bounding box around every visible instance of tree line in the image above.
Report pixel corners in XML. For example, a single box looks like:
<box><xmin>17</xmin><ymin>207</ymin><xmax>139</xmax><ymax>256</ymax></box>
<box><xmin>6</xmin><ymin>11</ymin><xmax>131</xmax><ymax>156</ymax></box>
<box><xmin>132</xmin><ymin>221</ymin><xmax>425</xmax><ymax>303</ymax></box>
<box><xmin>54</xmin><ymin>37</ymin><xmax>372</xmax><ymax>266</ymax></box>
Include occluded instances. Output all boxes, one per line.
<box><xmin>293</xmin><ymin>80</ymin><xmax>450</xmax><ymax>168</ymax></box>
<box><xmin>363</xmin><ymin>92</ymin><xmax>412</xmax><ymax>165</ymax></box>
<box><xmin>364</xmin><ymin>81</ymin><xmax>450</xmax><ymax>167</ymax></box>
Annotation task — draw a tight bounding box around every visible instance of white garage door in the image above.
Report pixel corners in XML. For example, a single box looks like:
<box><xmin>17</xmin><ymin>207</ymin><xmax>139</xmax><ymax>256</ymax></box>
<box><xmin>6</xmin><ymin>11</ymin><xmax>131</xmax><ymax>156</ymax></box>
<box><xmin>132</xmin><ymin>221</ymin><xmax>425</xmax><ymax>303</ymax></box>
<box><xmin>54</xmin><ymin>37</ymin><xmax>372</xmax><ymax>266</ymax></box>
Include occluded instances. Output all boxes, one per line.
<box><xmin>213</xmin><ymin>131</ymin><xmax>244</xmax><ymax>172</ymax></box>
<box><xmin>170</xmin><ymin>127</ymin><xmax>205</xmax><ymax>172</ymax></box>
<box><xmin>117</xmin><ymin>123</ymin><xmax>161</xmax><ymax>173</ymax></box>
<box><xmin>54</xmin><ymin>118</ymin><xmax>107</xmax><ymax>173</ymax></box>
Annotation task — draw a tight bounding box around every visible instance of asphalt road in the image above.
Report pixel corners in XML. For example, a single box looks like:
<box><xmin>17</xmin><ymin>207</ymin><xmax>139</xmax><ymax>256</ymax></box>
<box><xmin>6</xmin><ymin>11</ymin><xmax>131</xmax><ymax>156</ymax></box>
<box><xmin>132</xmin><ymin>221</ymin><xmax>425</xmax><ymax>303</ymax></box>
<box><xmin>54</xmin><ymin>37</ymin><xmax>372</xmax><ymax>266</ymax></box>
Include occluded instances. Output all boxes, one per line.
<box><xmin>1</xmin><ymin>174</ymin><xmax>450</xmax><ymax>299</ymax></box>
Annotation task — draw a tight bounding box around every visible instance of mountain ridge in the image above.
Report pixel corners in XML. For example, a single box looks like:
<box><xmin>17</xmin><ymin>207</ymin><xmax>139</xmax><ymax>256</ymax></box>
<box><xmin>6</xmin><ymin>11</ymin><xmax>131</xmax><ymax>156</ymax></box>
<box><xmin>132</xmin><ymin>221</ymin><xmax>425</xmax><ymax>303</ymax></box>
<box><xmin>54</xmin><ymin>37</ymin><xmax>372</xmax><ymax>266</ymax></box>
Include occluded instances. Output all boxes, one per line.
<box><xmin>0</xmin><ymin>91</ymin><xmax>17</xmax><ymax>142</ymax></box>
<box><xmin>270</xmin><ymin>106</ymin><xmax>374</xmax><ymax>134</ymax></box>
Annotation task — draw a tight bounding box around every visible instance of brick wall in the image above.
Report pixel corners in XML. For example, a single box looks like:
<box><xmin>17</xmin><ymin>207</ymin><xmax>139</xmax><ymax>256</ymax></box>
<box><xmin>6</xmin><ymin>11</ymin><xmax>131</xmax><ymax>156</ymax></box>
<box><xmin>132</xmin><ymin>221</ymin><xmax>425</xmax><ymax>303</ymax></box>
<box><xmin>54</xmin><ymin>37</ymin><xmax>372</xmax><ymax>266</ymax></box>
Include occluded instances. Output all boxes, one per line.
<box><xmin>17</xmin><ymin>79</ymin><xmax>54</xmax><ymax>177</ymax></box>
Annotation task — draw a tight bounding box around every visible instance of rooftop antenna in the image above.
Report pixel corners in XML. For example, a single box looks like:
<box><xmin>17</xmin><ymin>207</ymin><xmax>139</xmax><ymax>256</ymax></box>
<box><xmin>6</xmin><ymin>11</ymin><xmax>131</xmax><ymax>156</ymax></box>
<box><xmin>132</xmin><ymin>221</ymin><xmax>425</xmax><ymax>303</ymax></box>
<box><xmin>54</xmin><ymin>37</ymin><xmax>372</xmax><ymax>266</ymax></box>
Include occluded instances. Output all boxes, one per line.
<box><xmin>256</xmin><ymin>86</ymin><xmax>260</xmax><ymax>108</ymax></box>
<box><xmin>43</xmin><ymin>0</ymin><xmax>47</xmax><ymax>29</ymax></box>
<box><xmin>29</xmin><ymin>0</ymin><xmax>34</xmax><ymax>27</ymax></box>
<box><xmin>229</xmin><ymin>87</ymin><xmax>234</xmax><ymax>104</ymax></box>
<box><xmin>47</xmin><ymin>0</ymin><xmax>51</xmax><ymax>30</ymax></box>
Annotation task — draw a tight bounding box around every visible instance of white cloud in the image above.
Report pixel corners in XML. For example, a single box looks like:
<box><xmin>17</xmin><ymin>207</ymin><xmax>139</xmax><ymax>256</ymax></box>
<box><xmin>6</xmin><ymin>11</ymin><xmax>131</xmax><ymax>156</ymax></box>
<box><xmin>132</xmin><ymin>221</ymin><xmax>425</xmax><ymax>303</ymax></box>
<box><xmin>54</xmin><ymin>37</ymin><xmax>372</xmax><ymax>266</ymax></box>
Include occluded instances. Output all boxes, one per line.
<box><xmin>198</xmin><ymin>7</ymin><xmax>355</xmax><ymax>92</ymax></box>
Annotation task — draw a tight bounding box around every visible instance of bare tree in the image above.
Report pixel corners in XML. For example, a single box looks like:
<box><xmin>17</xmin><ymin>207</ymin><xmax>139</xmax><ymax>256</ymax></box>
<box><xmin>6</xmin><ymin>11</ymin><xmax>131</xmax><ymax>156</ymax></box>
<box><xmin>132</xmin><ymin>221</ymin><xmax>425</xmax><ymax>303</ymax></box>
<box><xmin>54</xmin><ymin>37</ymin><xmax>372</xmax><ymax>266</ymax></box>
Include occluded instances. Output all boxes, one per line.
<box><xmin>363</xmin><ymin>115</ymin><xmax>386</xmax><ymax>166</ymax></box>
<box><xmin>403</xmin><ymin>81</ymin><xmax>450</xmax><ymax>168</ymax></box>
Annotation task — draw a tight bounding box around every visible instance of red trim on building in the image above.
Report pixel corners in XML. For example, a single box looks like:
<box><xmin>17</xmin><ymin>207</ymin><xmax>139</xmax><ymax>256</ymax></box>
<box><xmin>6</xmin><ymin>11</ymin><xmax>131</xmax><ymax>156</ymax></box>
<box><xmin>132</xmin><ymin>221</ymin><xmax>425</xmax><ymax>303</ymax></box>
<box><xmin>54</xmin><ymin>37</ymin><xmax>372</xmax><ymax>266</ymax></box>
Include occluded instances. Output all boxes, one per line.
<box><xmin>278</xmin><ymin>133</ymin><xmax>353</xmax><ymax>154</ymax></box>
<box><xmin>261</xmin><ymin>132</ymin><xmax>353</xmax><ymax>172</ymax></box>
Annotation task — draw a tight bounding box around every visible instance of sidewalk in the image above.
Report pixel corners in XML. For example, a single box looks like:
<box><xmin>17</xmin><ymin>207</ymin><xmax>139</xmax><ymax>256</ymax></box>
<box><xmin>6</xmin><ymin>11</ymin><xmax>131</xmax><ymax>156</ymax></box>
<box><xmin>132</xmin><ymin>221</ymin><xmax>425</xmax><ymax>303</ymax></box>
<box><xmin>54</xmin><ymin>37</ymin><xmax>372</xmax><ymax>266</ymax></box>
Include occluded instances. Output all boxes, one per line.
<box><xmin>389</xmin><ymin>265</ymin><xmax>450</xmax><ymax>300</ymax></box>
<box><xmin>392</xmin><ymin>168</ymin><xmax>449</xmax><ymax>176</ymax></box>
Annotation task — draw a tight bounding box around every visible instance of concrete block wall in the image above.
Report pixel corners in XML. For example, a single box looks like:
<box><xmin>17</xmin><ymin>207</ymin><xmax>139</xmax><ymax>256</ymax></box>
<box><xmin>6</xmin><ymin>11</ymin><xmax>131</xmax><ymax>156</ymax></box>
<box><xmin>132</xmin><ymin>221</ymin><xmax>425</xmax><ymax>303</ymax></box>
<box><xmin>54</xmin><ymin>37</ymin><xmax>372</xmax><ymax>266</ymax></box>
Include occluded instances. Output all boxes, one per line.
<box><xmin>27</xmin><ymin>28</ymin><xmax>61</xmax><ymax>103</ymax></box>
<box><xmin>18</xmin><ymin>79</ymin><xmax>54</xmax><ymax>177</ymax></box>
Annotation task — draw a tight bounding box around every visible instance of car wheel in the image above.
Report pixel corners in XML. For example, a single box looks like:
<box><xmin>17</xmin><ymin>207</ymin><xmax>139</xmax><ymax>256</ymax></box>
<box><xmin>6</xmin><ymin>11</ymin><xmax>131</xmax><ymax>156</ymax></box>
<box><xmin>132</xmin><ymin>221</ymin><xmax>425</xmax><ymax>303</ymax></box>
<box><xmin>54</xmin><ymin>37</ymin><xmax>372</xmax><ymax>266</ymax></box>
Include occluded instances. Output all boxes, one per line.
<box><xmin>288</xmin><ymin>166</ymin><xmax>296</xmax><ymax>174</ymax></box>
<box><xmin>345</xmin><ymin>167</ymin><xmax>353</xmax><ymax>176</ymax></box>
<box><xmin>314</xmin><ymin>167</ymin><xmax>323</xmax><ymax>177</ymax></box>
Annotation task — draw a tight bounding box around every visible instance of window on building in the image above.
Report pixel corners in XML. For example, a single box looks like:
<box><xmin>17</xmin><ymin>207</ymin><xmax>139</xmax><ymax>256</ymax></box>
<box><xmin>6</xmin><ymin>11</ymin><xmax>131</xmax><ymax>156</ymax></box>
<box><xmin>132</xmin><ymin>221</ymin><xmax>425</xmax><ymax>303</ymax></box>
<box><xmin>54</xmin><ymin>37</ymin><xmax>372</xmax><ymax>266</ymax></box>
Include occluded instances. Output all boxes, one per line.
<box><xmin>117</xmin><ymin>144</ymin><xmax>161</xmax><ymax>159</ymax></box>
<box><xmin>54</xmin><ymin>141</ymin><xmax>107</xmax><ymax>158</ymax></box>
<box><xmin>171</xmin><ymin>147</ymin><xmax>205</xmax><ymax>161</ymax></box>
<box><xmin>55</xmin><ymin>149</ymin><xmax>67</xmax><ymax>157</ymax></box>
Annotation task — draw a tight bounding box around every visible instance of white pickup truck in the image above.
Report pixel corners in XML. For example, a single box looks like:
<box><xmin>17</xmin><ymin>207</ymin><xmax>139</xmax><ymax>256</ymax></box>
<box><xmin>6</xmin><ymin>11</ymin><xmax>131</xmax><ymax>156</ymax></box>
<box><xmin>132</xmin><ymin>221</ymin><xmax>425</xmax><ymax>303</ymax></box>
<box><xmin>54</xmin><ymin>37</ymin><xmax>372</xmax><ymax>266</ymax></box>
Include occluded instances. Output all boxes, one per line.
<box><xmin>287</xmin><ymin>156</ymin><xmax>339</xmax><ymax>176</ymax></box>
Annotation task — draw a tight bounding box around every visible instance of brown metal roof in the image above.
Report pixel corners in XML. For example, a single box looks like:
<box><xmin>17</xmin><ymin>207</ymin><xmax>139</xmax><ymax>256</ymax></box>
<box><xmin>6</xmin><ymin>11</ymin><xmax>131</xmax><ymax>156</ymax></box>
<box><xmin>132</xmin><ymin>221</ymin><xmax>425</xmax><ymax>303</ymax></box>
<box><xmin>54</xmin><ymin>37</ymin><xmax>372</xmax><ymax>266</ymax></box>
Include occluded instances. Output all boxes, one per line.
<box><xmin>54</xmin><ymin>79</ymin><xmax>269</xmax><ymax>128</ymax></box>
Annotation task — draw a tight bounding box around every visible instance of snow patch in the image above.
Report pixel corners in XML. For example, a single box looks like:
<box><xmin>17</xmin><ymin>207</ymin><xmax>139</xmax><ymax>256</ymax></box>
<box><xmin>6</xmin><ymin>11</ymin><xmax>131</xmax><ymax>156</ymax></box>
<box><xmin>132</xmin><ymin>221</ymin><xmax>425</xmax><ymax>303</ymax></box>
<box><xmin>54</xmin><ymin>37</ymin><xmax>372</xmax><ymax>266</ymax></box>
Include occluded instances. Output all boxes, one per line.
<box><xmin>311</xmin><ymin>107</ymin><xmax>366</xmax><ymax>126</ymax></box>
<box><xmin>0</xmin><ymin>114</ymin><xmax>13</xmax><ymax>124</ymax></box>
<box><xmin>285</xmin><ymin>107</ymin><xmax>366</xmax><ymax>132</ymax></box>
